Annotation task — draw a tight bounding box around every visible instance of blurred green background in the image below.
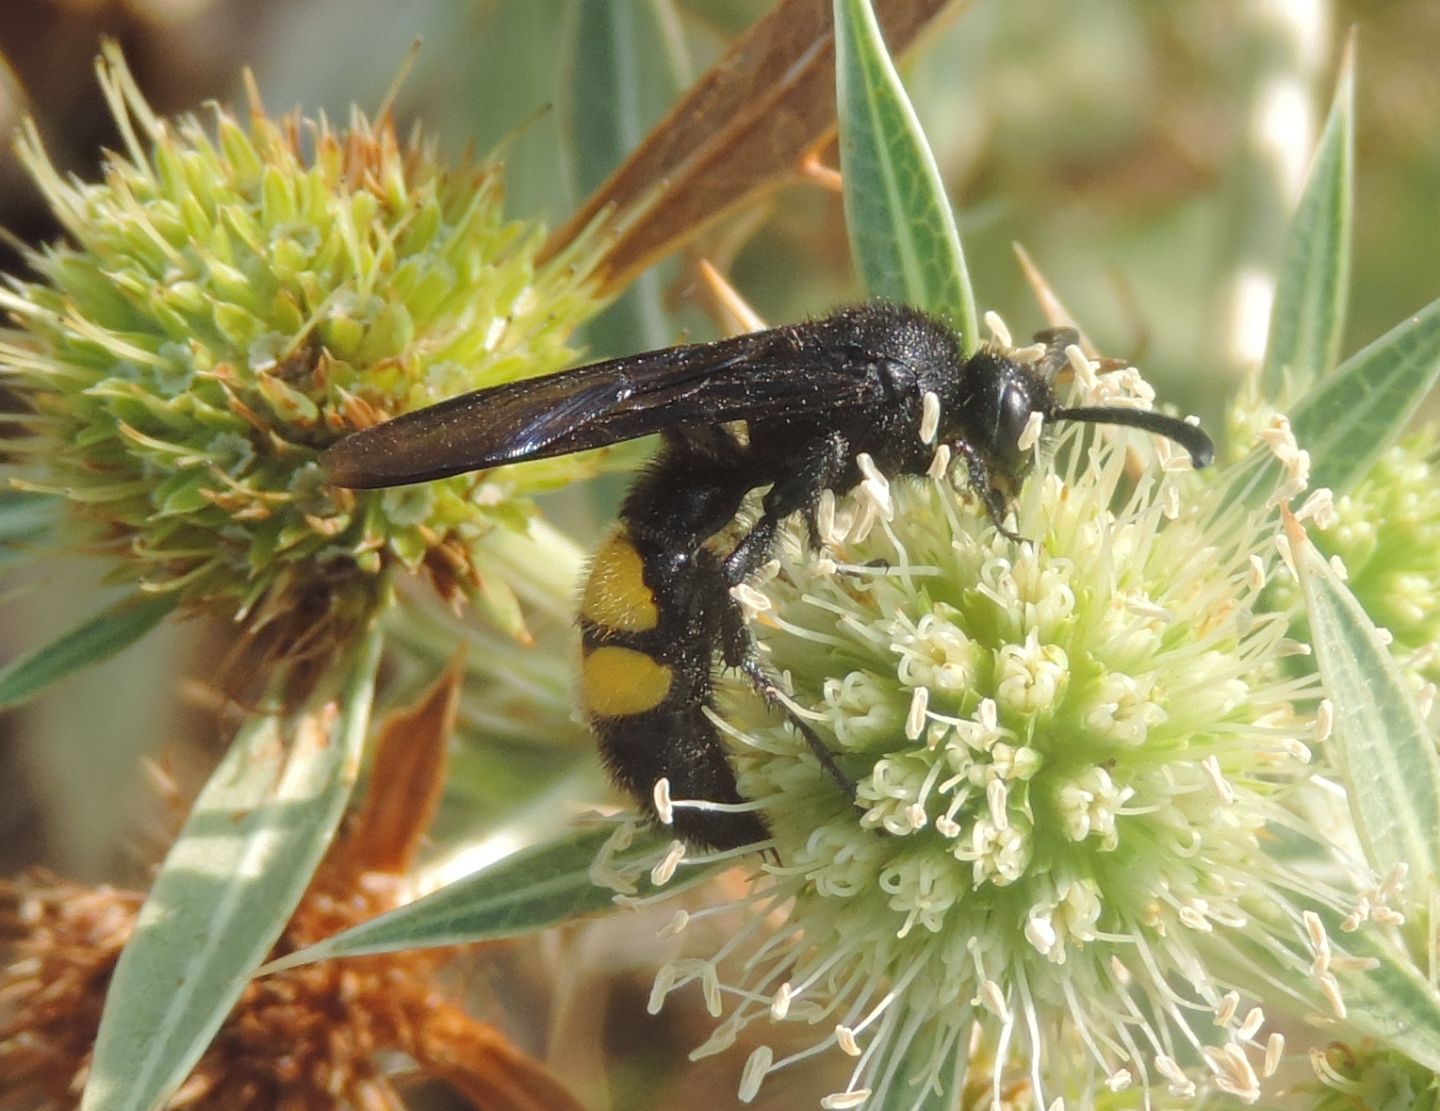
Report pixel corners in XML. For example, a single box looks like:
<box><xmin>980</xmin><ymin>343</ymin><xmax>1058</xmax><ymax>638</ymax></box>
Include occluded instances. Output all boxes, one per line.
<box><xmin>0</xmin><ymin>2</ymin><xmax>1436</xmax><ymax>1106</ymax></box>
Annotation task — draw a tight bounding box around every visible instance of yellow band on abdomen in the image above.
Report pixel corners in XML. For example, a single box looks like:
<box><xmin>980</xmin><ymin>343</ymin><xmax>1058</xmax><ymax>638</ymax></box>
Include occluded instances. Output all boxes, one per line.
<box><xmin>581</xmin><ymin>527</ymin><xmax>660</xmax><ymax>632</ymax></box>
<box><xmin>581</xmin><ymin>645</ymin><xmax>673</xmax><ymax>718</ymax></box>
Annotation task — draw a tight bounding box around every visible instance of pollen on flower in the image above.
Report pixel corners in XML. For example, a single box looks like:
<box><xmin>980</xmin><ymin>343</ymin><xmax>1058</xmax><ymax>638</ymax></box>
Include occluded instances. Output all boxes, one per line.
<box><xmin>638</xmin><ymin>373</ymin><xmax>1347</xmax><ymax>1107</ymax></box>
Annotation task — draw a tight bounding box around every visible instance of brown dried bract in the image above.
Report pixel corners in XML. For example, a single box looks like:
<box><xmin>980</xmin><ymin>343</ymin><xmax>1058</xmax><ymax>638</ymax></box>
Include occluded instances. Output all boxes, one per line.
<box><xmin>544</xmin><ymin>0</ymin><xmax>964</xmax><ymax>293</ymax></box>
<box><xmin>0</xmin><ymin>658</ymin><xmax>577</xmax><ymax>1111</ymax></box>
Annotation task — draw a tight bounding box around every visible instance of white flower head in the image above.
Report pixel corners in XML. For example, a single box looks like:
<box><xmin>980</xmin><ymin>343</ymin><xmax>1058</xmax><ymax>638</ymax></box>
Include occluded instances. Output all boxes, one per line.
<box><xmin>645</xmin><ymin>373</ymin><xmax>1344</xmax><ymax>1107</ymax></box>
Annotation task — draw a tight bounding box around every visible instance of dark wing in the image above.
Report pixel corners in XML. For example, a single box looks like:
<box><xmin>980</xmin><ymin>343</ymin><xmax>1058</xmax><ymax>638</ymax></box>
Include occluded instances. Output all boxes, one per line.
<box><xmin>322</xmin><ymin>318</ymin><xmax>895</xmax><ymax>488</ymax></box>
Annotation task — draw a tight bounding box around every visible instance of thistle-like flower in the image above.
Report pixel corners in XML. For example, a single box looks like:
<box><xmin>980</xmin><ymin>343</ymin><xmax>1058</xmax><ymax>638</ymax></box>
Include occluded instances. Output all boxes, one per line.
<box><xmin>1292</xmin><ymin>429</ymin><xmax>1440</xmax><ymax>706</ymax></box>
<box><xmin>0</xmin><ymin>47</ymin><xmax>606</xmax><ymax>657</ymax></box>
<box><xmin>639</xmin><ymin>343</ymin><xmax>1347</xmax><ymax>1107</ymax></box>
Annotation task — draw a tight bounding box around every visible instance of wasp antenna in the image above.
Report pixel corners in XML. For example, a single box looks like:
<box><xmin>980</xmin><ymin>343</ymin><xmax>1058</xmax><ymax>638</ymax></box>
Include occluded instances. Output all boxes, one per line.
<box><xmin>1051</xmin><ymin>405</ymin><xmax>1214</xmax><ymax>469</ymax></box>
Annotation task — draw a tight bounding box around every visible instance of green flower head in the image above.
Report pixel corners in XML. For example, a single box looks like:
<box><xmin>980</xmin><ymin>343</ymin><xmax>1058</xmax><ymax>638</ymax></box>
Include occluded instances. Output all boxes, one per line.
<box><xmin>0</xmin><ymin>46</ymin><xmax>606</xmax><ymax>653</ymax></box>
<box><xmin>1297</xmin><ymin>428</ymin><xmax>1440</xmax><ymax>704</ymax></box>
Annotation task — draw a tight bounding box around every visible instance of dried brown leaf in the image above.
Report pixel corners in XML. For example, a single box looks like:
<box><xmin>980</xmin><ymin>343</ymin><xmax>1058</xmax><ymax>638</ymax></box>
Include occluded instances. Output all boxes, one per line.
<box><xmin>543</xmin><ymin>0</ymin><xmax>965</xmax><ymax>293</ymax></box>
<box><xmin>347</xmin><ymin>650</ymin><xmax>465</xmax><ymax>874</ymax></box>
<box><xmin>422</xmin><ymin>1002</ymin><xmax>588</xmax><ymax>1111</ymax></box>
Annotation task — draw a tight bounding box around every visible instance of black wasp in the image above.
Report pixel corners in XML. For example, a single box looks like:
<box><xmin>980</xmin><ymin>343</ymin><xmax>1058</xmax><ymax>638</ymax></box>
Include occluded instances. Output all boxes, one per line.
<box><xmin>323</xmin><ymin>303</ymin><xmax>1213</xmax><ymax>851</ymax></box>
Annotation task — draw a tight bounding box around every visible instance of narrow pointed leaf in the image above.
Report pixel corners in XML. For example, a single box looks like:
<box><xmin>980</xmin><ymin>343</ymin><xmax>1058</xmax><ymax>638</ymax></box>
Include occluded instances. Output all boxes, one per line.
<box><xmin>567</xmin><ymin>0</ymin><xmax>687</xmax><ymax>354</ymax></box>
<box><xmin>1260</xmin><ymin>38</ymin><xmax>1354</xmax><ymax>400</ymax></box>
<box><xmin>1286</xmin><ymin>511</ymin><xmax>1440</xmax><ymax>896</ymax></box>
<box><xmin>261</xmin><ymin>825</ymin><xmax>710</xmax><ymax>971</ymax></box>
<box><xmin>0</xmin><ymin>590</ymin><xmax>176</xmax><ymax>709</ymax></box>
<box><xmin>81</xmin><ymin>627</ymin><xmax>383</xmax><ymax>1111</ymax></box>
<box><xmin>1223</xmin><ymin>296</ymin><xmax>1440</xmax><ymax>510</ymax></box>
<box><xmin>834</xmin><ymin>0</ymin><xmax>974</xmax><ymax>348</ymax></box>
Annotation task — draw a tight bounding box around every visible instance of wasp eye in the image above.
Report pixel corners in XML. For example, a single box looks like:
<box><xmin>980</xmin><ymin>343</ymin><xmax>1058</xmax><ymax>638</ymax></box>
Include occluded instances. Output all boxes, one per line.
<box><xmin>995</xmin><ymin>381</ymin><xmax>1035</xmax><ymax>467</ymax></box>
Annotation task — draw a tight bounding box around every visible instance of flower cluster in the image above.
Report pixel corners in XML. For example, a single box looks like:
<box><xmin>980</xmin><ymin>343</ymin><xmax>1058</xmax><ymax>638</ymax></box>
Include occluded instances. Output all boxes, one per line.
<box><xmin>646</xmin><ymin>348</ymin><xmax>1342</xmax><ymax>1107</ymax></box>
<box><xmin>1298</xmin><ymin>429</ymin><xmax>1440</xmax><ymax>703</ymax></box>
<box><xmin>0</xmin><ymin>49</ymin><xmax>606</xmax><ymax>655</ymax></box>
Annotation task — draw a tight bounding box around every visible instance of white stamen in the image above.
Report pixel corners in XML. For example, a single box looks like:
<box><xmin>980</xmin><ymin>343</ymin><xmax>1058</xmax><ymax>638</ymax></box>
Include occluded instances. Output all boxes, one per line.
<box><xmin>927</xmin><ymin>443</ymin><xmax>952</xmax><ymax>480</ymax></box>
<box><xmin>739</xmin><ymin>1046</ymin><xmax>774</xmax><ymax>1102</ymax></box>
<box><xmin>856</xmin><ymin>453</ymin><xmax>893</xmax><ymax>519</ymax></box>
<box><xmin>817</xmin><ymin>488</ymin><xmax>838</xmax><ymax>545</ymax></box>
<box><xmin>730</xmin><ymin>582</ymin><xmax>772</xmax><ymax>615</ymax></box>
<box><xmin>1209</xmin><ymin>1042</ymin><xmax>1259</xmax><ymax>1098</ymax></box>
<box><xmin>1161</xmin><ymin>482</ymin><xmax>1182</xmax><ymax>520</ymax></box>
<box><xmin>1214</xmin><ymin>991</ymin><xmax>1239</xmax><ymax>1026</ymax></box>
<box><xmin>1314</xmin><ymin>699</ymin><xmax>1333</xmax><ymax>742</ymax></box>
<box><xmin>652</xmin><ymin>779</ymin><xmax>674</xmax><ymax>826</ymax></box>
<box><xmin>987</xmin><ymin>778</ymin><xmax>1009</xmax><ymax>829</ymax></box>
<box><xmin>1161</xmin><ymin>447</ymin><xmax>1197</xmax><ymax>473</ymax></box>
<box><xmin>1066</xmin><ymin>344</ymin><xmax>1099</xmax><ymax>392</ymax></box>
<box><xmin>835</xmin><ymin>1024</ymin><xmax>862</xmax><ymax>1056</ymax></box>
<box><xmin>919</xmin><ymin>390</ymin><xmax>940</xmax><ymax>445</ymax></box>
<box><xmin>770</xmin><ymin>982</ymin><xmax>793</xmax><ymax>1020</ymax></box>
<box><xmin>658</xmin><ymin>909</ymin><xmax>690</xmax><ymax>937</ymax></box>
<box><xmin>1017</xmin><ymin>410</ymin><xmax>1044</xmax><ymax>452</ymax></box>
<box><xmin>648</xmin><ymin>963</ymin><xmax>677</xmax><ymax>1013</ymax></box>
<box><xmin>1154</xmin><ymin>1053</ymin><xmax>1196</xmax><ymax>1097</ymax></box>
<box><xmin>1124</xmin><ymin>595</ymin><xmax>1173</xmax><ymax>622</ymax></box>
<box><xmin>650</xmin><ymin>839</ymin><xmax>687</xmax><ymax>886</ymax></box>
<box><xmin>1202</xmin><ymin>754</ymin><xmax>1236</xmax><ymax>803</ymax></box>
<box><xmin>1381</xmin><ymin>863</ymin><xmax>1409</xmax><ymax>899</ymax></box>
<box><xmin>905</xmin><ymin>686</ymin><xmax>929</xmax><ymax>740</ymax></box>
<box><xmin>1264</xmin><ymin>1033</ymin><xmax>1284</xmax><ymax>1077</ymax></box>
<box><xmin>984</xmin><ymin>310</ymin><xmax>1013</xmax><ymax>348</ymax></box>
<box><xmin>700</xmin><ymin>962</ymin><xmax>722</xmax><ymax>1016</ymax></box>
<box><xmin>980</xmin><ymin>979</ymin><xmax>1011</xmax><ymax>1023</ymax></box>
<box><xmin>1318</xmin><ymin>971</ymin><xmax>1346</xmax><ymax>1018</ymax></box>
<box><xmin>820</xmin><ymin>1091</ymin><xmax>871</xmax><ymax>1110</ymax></box>
<box><xmin>1248</xmin><ymin>553</ymin><xmax>1267</xmax><ymax>591</ymax></box>
<box><xmin>1296</xmin><ymin>487</ymin><xmax>1337</xmax><ymax>529</ymax></box>
<box><xmin>1237</xmin><ymin>1006</ymin><xmax>1264</xmax><ymax>1041</ymax></box>
<box><xmin>1273</xmin><ymin>533</ymin><xmax>1297</xmax><ymax>579</ymax></box>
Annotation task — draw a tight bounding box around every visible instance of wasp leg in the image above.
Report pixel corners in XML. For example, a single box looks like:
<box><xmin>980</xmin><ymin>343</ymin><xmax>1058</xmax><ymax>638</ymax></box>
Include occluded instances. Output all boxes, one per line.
<box><xmin>721</xmin><ymin>430</ymin><xmax>848</xmax><ymax>585</ymax></box>
<box><xmin>952</xmin><ymin>439</ymin><xmax>1024</xmax><ymax>542</ymax></box>
<box><xmin>701</xmin><ymin>442</ymin><xmax>857</xmax><ymax>799</ymax></box>
<box><xmin>713</xmin><ymin>574</ymin><xmax>852</xmax><ymax>797</ymax></box>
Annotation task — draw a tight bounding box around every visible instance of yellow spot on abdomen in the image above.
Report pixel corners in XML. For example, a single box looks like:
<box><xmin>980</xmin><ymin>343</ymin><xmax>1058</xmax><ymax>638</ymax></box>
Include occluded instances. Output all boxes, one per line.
<box><xmin>582</xmin><ymin>646</ymin><xmax>673</xmax><ymax>718</ymax></box>
<box><xmin>582</xmin><ymin>528</ymin><xmax>659</xmax><ymax>632</ymax></box>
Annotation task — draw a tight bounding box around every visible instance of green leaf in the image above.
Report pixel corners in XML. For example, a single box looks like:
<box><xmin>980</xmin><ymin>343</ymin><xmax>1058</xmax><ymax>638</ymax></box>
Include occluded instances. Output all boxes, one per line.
<box><xmin>1287</xmin><ymin>512</ymin><xmax>1440</xmax><ymax>897</ymax></box>
<box><xmin>1260</xmin><ymin>39</ymin><xmax>1354</xmax><ymax>400</ymax></box>
<box><xmin>260</xmin><ymin>824</ymin><xmax>708</xmax><ymax>971</ymax></box>
<box><xmin>567</xmin><ymin>0</ymin><xmax>689</xmax><ymax>354</ymax></box>
<box><xmin>80</xmin><ymin>627</ymin><xmax>383</xmax><ymax>1111</ymax></box>
<box><xmin>1297</xmin><ymin>300</ymin><xmax>1440</xmax><ymax>495</ymax></box>
<box><xmin>567</xmin><ymin>0</ymin><xmax>688</xmax><ymax>202</ymax></box>
<box><xmin>0</xmin><ymin>590</ymin><xmax>177</xmax><ymax>709</ymax></box>
<box><xmin>1223</xmin><ymin>296</ymin><xmax>1440</xmax><ymax>509</ymax></box>
<box><xmin>834</xmin><ymin>0</ymin><xmax>975</xmax><ymax>348</ymax></box>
